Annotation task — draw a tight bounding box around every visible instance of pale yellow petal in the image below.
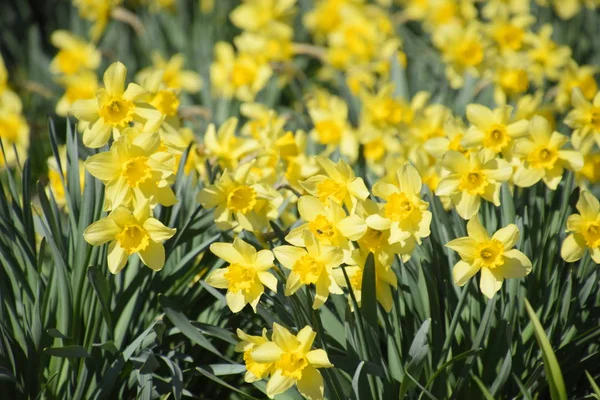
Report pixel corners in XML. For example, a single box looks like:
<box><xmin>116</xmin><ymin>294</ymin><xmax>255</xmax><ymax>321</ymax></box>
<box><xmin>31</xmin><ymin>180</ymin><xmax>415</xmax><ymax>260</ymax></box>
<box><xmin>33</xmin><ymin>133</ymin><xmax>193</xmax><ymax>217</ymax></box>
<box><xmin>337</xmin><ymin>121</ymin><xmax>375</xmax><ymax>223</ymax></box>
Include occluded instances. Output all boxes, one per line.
<box><xmin>84</xmin><ymin>218</ymin><xmax>120</xmax><ymax>245</ymax></box>
<box><xmin>274</xmin><ymin>246</ymin><xmax>306</xmax><ymax>270</ymax></box>
<box><xmin>138</xmin><ymin>241</ymin><xmax>166</xmax><ymax>271</ymax></box>
<box><xmin>561</xmin><ymin>234</ymin><xmax>586</xmax><ymax>263</ymax></box>
<box><xmin>104</xmin><ymin>62</ymin><xmax>127</xmax><ymax>97</ymax></box>
<box><xmin>296</xmin><ymin>365</ymin><xmax>324</xmax><ymax>400</ymax></box>
<box><xmin>144</xmin><ymin>218</ymin><xmax>176</xmax><ymax>242</ymax></box>
<box><xmin>479</xmin><ymin>267</ymin><xmax>503</xmax><ymax>299</ymax></box>
<box><xmin>492</xmin><ymin>224</ymin><xmax>519</xmax><ymax>250</ymax></box>
<box><xmin>498</xmin><ymin>249</ymin><xmax>532</xmax><ymax>278</ymax></box>
<box><xmin>453</xmin><ymin>260</ymin><xmax>481</xmax><ymax>286</ymax></box>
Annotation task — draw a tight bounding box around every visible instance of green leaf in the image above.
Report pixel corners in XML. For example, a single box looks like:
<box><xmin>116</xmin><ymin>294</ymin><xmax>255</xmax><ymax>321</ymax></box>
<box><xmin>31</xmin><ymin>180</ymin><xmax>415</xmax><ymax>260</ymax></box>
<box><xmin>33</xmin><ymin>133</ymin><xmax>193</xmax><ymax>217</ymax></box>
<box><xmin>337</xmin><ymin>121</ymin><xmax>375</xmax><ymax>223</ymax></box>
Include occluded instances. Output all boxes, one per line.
<box><xmin>586</xmin><ymin>371</ymin><xmax>600</xmax><ymax>398</ymax></box>
<box><xmin>360</xmin><ymin>253</ymin><xmax>377</xmax><ymax>329</ymax></box>
<box><xmin>472</xmin><ymin>374</ymin><xmax>495</xmax><ymax>400</ymax></box>
<box><xmin>44</xmin><ymin>345</ymin><xmax>90</xmax><ymax>358</ymax></box>
<box><xmin>196</xmin><ymin>367</ymin><xmax>261</xmax><ymax>400</ymax></box>
<box><xmin>524</xmin><ymin>298</ymin><xmax>567</xmax><ymax>400</ymax></box>
<box><xmin>399</xmin><ymin>318</ymin><xmax>431</xmax><ymax>398</ymax></box>
<box><xmin>204</xmin><ymin>364</ymin><xmax>246</xmax><ymax>376</ymax></box>
<box><xmin>88</xmin><ymin>266</ymin><xmax>113</xmax><ymax>331</ymax></box>
<box><xmin>352</xmin><ymin>361</ymin><xmax>366</xmax><ymax>400</ymax></box>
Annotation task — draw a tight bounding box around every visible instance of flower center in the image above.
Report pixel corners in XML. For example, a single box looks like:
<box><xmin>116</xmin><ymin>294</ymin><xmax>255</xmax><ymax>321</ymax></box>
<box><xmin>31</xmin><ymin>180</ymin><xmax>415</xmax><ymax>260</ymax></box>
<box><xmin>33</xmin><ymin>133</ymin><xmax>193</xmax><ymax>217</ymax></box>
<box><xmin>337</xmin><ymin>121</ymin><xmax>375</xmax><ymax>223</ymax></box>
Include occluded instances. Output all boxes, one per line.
<box><xmin>227</xmin><ymin>185</ymin><xmax>257</xmax><ymax>214</ymax></box>
<box><xmin>369</xmin><ymin>98</ymin><xmax>403</xmax><ymax>128</ymax></box>
<box><xmin>364</xmin><ymin>139</ymin><xmax>386</xmax><ymax>161</ymax></box>
<box><xmin>459</xmin><ymin>169</ymin><xmax>487</xmax><ymax>195</ymax></box>
<box><xmin>293</xmin><ymin>254</ymin><xmax>325</xmax><ymax>285</ymax></box>
<box><xmin>231</xmin><ymin>61</ymin><xmax>256</xmax><ymax>87</ymax></box>
<box><xmin>122</xmin><ymin>156</ymin><xmax>152</xmax><ymax>187</ymax></box>
<box><xmin>499</xmin><ymin>68</ymin><xmax>528</xmax><ymax>96</ymax></box>
<box><xmin>224</xmin><ymin>263</ymin><xmax>257</xmax><ymax>294</ymax></box>
<box><xmin>360</xmin><ymin>228</ymin><xmax>385</xmax><ymax>253</ymax></box>
<box><xmin>476</xmin><ymin>239</ymin><xmax>504</xmax><ymax>268</ymax></box>
<box><xmin>496</xmin><ymin>24</ymin><xmax>524</xmax><ymax>51</ymax></box>
<box><xmin>590</xmin><ymin>107</ymin><xmax>600</xmax><ymax>130</ymax></box>
<box><xmin>583</xmin><ymin>222</ymin><xmax>600</xmax><ymax>248</ymax></box>
<box><xmin>276</xmin><ymin>352</ymin><xmax>307</xmax><ymax>379</ymax></box>
<box><xmin>150</xmin><ymin>90</ymin><xmax>180</xmax><ymax>117</ymax></box>
<box><xmin>309</xmin><ymin>214</ymin><xmax>338</xmax><ymax>244</ymax></box>
<box><xmin>529</xmin><ymin>146</ymin><xmax>558</xmax><ymax>169</ymax></box>
<box><xmin>448</xmin><ymin>133</ymin><xmax>466</xmax><ymax>153</ymax></box>
<box><xmin>316</xmin><ymin>178</ymin><xmax>346</xmax><ymax>205</ymax></box>
<box><xmin>484</xmin><ymin>124</ymin><xmax>510</xmax><ymax>152</ymax></box>
<box><xmin>456</xmin><ymin>40</ymin><xmax>483</xmax><ymax>67</ymax></box>
<box><xmin>385</xmin><ymin>192</ymin><xmax>415</xmax><ymax>222</ymax></box>
<box><xmin>315</xmin><ymin>120</ymin><xmax>343</xmax><ymax>145</ymax></box>
<box><xmin>116</xmin><ymin>224</ymin><xmax>150</xmax><ymax>255</ymax></box>
<box><xmin>56</xmin><ymin>50</ymin><xmax>85</xmax><ymax>75</ymax></box>
<box><xmin>100</xmin><ymin>97</ymin><xmax>134</xmax><ymax>127</ymax></box>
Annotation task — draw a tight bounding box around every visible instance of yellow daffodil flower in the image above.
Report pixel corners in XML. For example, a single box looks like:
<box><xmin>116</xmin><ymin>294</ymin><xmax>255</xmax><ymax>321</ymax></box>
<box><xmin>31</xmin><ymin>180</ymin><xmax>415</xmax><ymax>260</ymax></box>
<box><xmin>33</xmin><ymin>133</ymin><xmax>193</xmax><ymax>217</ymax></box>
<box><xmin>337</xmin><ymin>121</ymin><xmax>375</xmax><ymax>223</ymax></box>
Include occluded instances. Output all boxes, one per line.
<box><xmin>526</xmin><ymin>24</ymin><xmax>571</xmax><ymax>85</ymax></box>
<box><xmin>205</xmin><ymin>238</ymin><xmax>277</xmax><ymax>313</ymax></box>
<box><xmin>49</xmin><ymin>30</ymin><xmax>101</xmax><ymax>76</ymax></box>
<box><xmin>367</xmin><ymin>164</ymin><xmax>432</xmax><ymax>247</ymax></box>
<box><xmin>436</xmin><ymin>150</ymin><xmax>513</xmax><ymax>219</ymax></box>
<box><xmin>300</xmin><ymin>156</ymin><xmax>369</xmax><ymax>211</ymax></box>
<box><xmin>83</xmin><ymin>200</ymin><xmax>176</xmax><ymax>273</ymax></box>
<box><xmin>251</xmin><ymin>323</ymin><xmax>333</xmax><ymax>400</ymax></box>
<box><xmin>203</xmin><ymin>117</ymin><xmax>259</xmax><ymax>170</ymax></box>
<box><xmin>564</xmin><ymin>88</ymin><xmax>600</xmax><ymax>150</ymax></box>
<box><xmin>273</xmin><ymin>230</ymin><xmax>344</xmax><ymax>309</ymax></box>
<box><xmin>236</xmin><ymin>328</ymin><xmax>276</xmax><ymax>382</ymax></box>
<box><xmin>73</xmin><ymin>0</ymin><xmax>120</xmax><ymax>41</ymax></box>
<box><xmin>446</xmin><ymin>217</ymin><xmax>532</xmax><ymax>298</ymax></box>
<box><xmin>463</xmin><ymin>104</ymin><xmax>528</xmax><ymax>155</ymax></box>
<box><xmin>70</xmin><ymin>62</ymin><xmax>163</xmax><ymax>148</ymax></box>
<box><xmin>561</xmin><ymin>190</ymin><xmax>600</xmax><ymax>263</ymax></box>
<box><xmin>0</xmin><ymin>91</ymin><xmax>29</xmax><ymax>168</ymax></box>
<box><xmin>554</xmin><ymin>61</ymin><xmax>597</xmax><ymax>112</ymax></box>
<box><xmin>513</xmin><ymin>116</ymin><xmax>583</xmax><ymax>189</ymax></box>
<box><xmin>55</xmin><ymin>71</ymin><xmax>99</xmax><ymax>117</ymax></box>
<box><xmin>84</xmin><ymin>130</ymin><xmax>177</xmax><ymax>210</ymax></box>
<box><xmin>46</xmin><ymin>146</ymin><xmax>85</xmax><ymax>208</ymax></box>
<box><xmin>136</xmin><ymin>52</ymin><xmax>202</xmax><ymax>94</ymax></box>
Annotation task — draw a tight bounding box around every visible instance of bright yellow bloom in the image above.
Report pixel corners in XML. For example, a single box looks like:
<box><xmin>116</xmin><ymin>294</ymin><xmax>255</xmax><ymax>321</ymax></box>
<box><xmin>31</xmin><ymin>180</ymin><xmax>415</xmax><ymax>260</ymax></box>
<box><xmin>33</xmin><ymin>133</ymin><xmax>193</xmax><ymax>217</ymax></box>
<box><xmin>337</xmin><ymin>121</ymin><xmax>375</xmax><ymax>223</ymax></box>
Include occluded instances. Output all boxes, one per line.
<box><xmin>273</xmin><ymin>230</ymin><xmax>344</xmax><ymax>309</ymax></box>
<box><xmin>513</xmin><ymin>116</ymin><xmax>583</xmax><ymax>189</ymax></box>
<box><xmin>286</xmin><ymin>195</ymin><xmax>366</xmax><ymax>249</ymax></box>
<box><xmin>46</xmin><ymin>146</ymin><xmax>85</xmax><ymax>208</ymax></box>
<box><xmin>84</xmin><ymin>130</ymin><xmax>177</xmax><ymax>210</ymax></box>
<box><xmin>436</xmin><ymin>150</ymin><xmax>513</xmax><ymax>219</ymax></box>
<box><xmin>230</xmin><ymin>0</ymin><xmax>296</xmax><ymax>39</ymax></box>
<box><xmin>0</xmin><ymin>55</ymin><xmax>7</xmax><ymax>94</ymax></box>
<box><xmin>463</xmin><ymin>104</ymin><xmax>528</xmax><ymax>154</ymax></box>
<box><xmin>251</xmin><ymin>323</ymin><xmax>333</xmax><ymax>400</ymax></box>
<box><xmin>136</xmin><ymin>52</ymin><xmax>202</xmax><ymax>94</ymax></box>
<box><xmin>205</xmin><ymin>238</ymin><xmax>277</xmax><ymax>313</ymax></box>
<box><xmin>554</xmin><ymin>61</ymin><xmax>597</xmax><ymax>112</ymax></box>
<box><xmin>446</xmin><ymin>217</ymin><xmax>532</xmax><ymax>298</ymax></box>
<box><xmin>73</xmin><ymin>0</ymin><xmax>121</xmax><ymax>41</ymax></box>
<box><xmin>49</xmin><ymin>30</ymin><xmax>101</xmax><ymax>75</ymax></box>
<box><xmin>564</xmin><ymin>89</ymin><xmax>600</xmax><ymax>150</ymax></box>
<box><xmin>367</xmin><ymin>164</ymin><xmax>432</xmax><ymax>247</ymax></box>
<box><xmin>492</xmin><ymin>54</ymin><xmax>530</xmax><ymax>106</ymax></box>
<box><xmin>70</xmin><ymin>62</ymin><xmax>163</xmax><ymax>148</ymax></box>
<box><xmin>0</xmin><ymin>91</ymin><xmax>29</xmax><ymax>168</ymax></box>
<box><xmin>203</xmin><ymin>117</ymin><xmax>259</xmax><ymax>170</ymax></box>
<box><xmin>236</xmin><ymin>328</ymin><xmax>276</xmax><ymax>382</ymax></box>
<box><xmin>300</xmin><ymin>156</ymin><xmax>369</xmax><ymax>211</ymax></box>
<box><xmin>55</xmin><ymin>71</ymin><xmax>99</xmax><ymax>117</ymax></box>
<box><xmin>487</xmin><ymin>13</ymin><xmax>533</xmax><ymax>53</ymax></box>
<box><xmin>525</xmin><ymin>24</ymin><xmax>571</xmax><ymax>84</ymax></box>
<box><xmin>197</xmin><ymin>162</ymin><xmax>283</xmax><ymax>232</ymax></box>
<box><xmin>83</xmin><ymin>200</ymin><xmax>176</xmax><ymax>273</ymax></box>
<box><xmin>561</xmin><ymin>190</ymin><xmax>600</xmax><ymax>263</ymax></box>
<box><xmin>210</xmin><ymin>42</ymin><xmax>272</xmax><ymax>102</ymax></box>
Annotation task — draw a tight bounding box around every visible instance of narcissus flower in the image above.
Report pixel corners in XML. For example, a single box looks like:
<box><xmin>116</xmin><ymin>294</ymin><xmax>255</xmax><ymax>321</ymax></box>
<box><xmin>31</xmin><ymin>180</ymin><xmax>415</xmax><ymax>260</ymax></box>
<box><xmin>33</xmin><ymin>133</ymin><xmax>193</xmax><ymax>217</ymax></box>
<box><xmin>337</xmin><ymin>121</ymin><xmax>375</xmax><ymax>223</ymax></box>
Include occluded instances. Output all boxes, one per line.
<box><xmin>300</xmin><ymin>156</ymin><xmax>369</xmax><ymax>211</ymax></box>
<box><xmin>446</xmin><ymin>217</ymin><xmax>532</xmax><ymax>298</ymax></box>
<box><xmin>236</xmin><ymin>328</ymin><xmax>276</xmax><ymax>382</ymax></box>
<box><xmin>0</xmin><ymin>91</ymin><xmax>30</xmax><ymax>168</ymax></box>
<box><xmin>49</xmin><ymin>30</ymin><xmax>101</xmax><ymax>76</ymax></box>
<box><xmin>561</xmin><ymin>190</ymin><xmax>600</xmax><ymax>263</ymax></box>
<box><xmin>83</xmin><ymin>200</ymin><xmax>176</xmax><ymax>273</ymax></box>
<box><xmin>463</xmin><ymin>104</ymin><xmax>528</xmax><ymax>155</ymax></box>
<box><xmin>203</xmin><ymin>117</ymin><xmax>259</xmax><ymax>170</ymax></box>
<box><xmin>367</xmin><ymin>164</ymin><xmax>432</xmax><ymax>246</ymax></box>
<box><xmin>564</xmin><ymin>88</ymin><xmax>600</xmax><ymax>150</ymax></box>
<box><xmin>205</xmin><ymin>238</ymin><xmax>277</xmax><ymax>313</ymax></box>
<box><xmin>136</xmin><ymin>52</ymin><xmax>202</xmax><ymax>94</ymax></box>
<box><xmin>273</xmin><ymin>230</ymin><xmax>343</xmax><ymax>309</ymax></box>
<box><xmin>70</xmin><ymin>62</ymin><xmax>163</xmax><ymax>148</ymax></box>
<box><xmin>84</xmin><ymin>130</ymin><xmax>177</xmax><ymax>210</ymax></box>
<box><xmin>251</xmin><ymin>323</ymin><xmax>333</xmax><ymax>400</ymax></box>
<box><xmin>513</xmin><ymin>116</ymin><xmax>583</xmax><ymax>189</ymax></box>
<box><xmin>436</xmin><ymin>150</ymin><xmax>513</xmax><ymax>219</ymax></box>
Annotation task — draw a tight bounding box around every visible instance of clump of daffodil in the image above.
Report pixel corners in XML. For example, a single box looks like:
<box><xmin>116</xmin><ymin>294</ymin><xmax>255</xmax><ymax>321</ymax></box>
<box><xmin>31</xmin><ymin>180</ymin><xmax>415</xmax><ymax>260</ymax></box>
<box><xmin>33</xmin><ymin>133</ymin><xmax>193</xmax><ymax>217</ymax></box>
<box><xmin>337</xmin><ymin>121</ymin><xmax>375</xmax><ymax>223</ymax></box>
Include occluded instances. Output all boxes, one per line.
<box><xmin>83</xmin><ymin>200</ymin><xmax>176</xmax><ymax>273</ymax></box>
<box><xmin>436</xmin><ymin>150</ymin><xmax>513</xmax><ymax>220</ymax></box>
<box><xmin>513</xmin><ymin>116</ymin><xmax>583</xmax><ymax>189</ymax></box>
<box><xmin>70</xmin><ymin>62</ymin><xmax>163</xmax><ymax>148</ymax></box>
<box><xmin>446</xmin><ymin>216</ymin><xmax>532</xmax><ymax>299</ymax></box>
<box><xmin>367</xmin><ymin>164</ymin><xmax>432</xmax><ymax>250</ymax></box>
<box><xmin>564</xmin><ymin>88</ymin><xmax>600</xmax><ymax>150</ymax></box>
<box><xmin>300</xmin><ymin>156</ymin><xmax>369</xmax><ymax>211</ymax></box>
<box><xmin>84</xmin><ymin>129</ymin><xmax>177</xmax><ymax>210</ymax></box>
<box><xmin>251</xmin><ymin>323</ymin><xmax>333</xmax><ymax>400</ymax></box>
<box><xmin>49</xmin><ymin>30</ymin><xmax>101</xmax><ymax>76</ymax></box>
<box><xmin>561</xmin><ymin>190</ymin><xmax>600</xmax><ymax>263</ymax></box>
<box><xmin>205</xmin><ymin>238</ymin><xmax>277</xmax><ymax>313</ymax></box>
<box><xmin>197</xmin><ymin>162</ymin><xmax>283</xmax><ymax>233</ymax></box>
<box><xmin>274</xmin><ymin>230</ymin><xmax>344</xmax><ymax>309</ymax></box>
<box><xmin>463</xmin><ymin>104</ymin><xmax>528</xmax><ymax>155</ymax></box>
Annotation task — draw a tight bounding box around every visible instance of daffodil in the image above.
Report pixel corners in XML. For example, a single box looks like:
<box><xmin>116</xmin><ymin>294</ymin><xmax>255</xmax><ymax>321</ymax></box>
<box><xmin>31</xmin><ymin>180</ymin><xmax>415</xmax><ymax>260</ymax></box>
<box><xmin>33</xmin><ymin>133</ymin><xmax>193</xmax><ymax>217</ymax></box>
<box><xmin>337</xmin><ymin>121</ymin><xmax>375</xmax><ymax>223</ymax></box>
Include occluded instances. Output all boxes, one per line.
<box><xmin>561</xmin><ymin>190</ymin><xmax>600</xmax><ymax>263</ymax></box>
<box><xmin>564</xmin><ymin>88</ymin><xmax>600</xmax><ymax>150</ymax></box>
<box><xmin>236</xmin><ymin>328</ymin><xmax>276</xmax><ymax>382</ymax></box>
<box><xmin>300</xmin><ymin>156</ymin><xmax>369</xmax><ymax>211</ymax></box>
<box><xmin>367</xmin><ymin>164</ymin><xmax>432</xmax><ymax>247</ymax></box>
<box><xmin>197</xmin><ymin>162</ymin><xmax>283</xmax><ymax>232</ymax></box>
<box><xmin>273</xmin><ymin>230</ymin><xmax>344</xmax><ymax>309</ymax></box>
<box><xmin>229</xmin><ymin>0</ymin><xmax>296</xmax><ymax>39</ymax></box>
<box><xmin>73</xmin><ymin>0</ymin><xmax>120</xmax><ymax>41</ymax></box>
<box><xmin>70</xmin><ymin>62</ymin><xmax>163</xmax><ymax>148</ymax></box>
<box><xmin>513</xmin><ymin>116</ymin><xmax>583</xmax><ymax>189</ymax></box>
<box><xmin>0</xmin><ymin>90</ymin><xmax>29</xmax><ymax>168</ymax></box>
<box><xmin>203</xmin><ymin>117</ymin><xmax>259</xmax><ymax>170</ymax></box>
<box><xmin>49</xmin><ymin>30</ymin><xmax>101</xmax><ymax>76</ymax></box>
<box><xmin>285</xmin><ymin>195</ymin><xmax>366</xmax><ymax>250</ymax></box>
<box><xmin>83</xmin><ymin>200</ymin><xmax>176</xmax><ymax>273</ymax></box>
<box><xmin>136</xmin><ymin>52</ymin><xmax>202</xmax><ymax>94</ymax></box>
<box><xmin>205</xmin><ymin>238</ymin><xmax>277</xmax><ymax>313</ymax></box>
<box><xmin>554</xmin><ymin>61</ymin><xmax>597</xmax><ymax>112</ymax></box>
<box><xmin>84</xmin><ymin>129</ymin><xmax>177</xmax><ymax>210</ymax></box>
<box><xmin>46</xmin><ymin>146</ymin><xmax>85</xmax><ymax>208</ymax></box>
<box><xmin>55</xmin><ymin>71</ymin><xmax>99</xmax><ymax>117</ymax></box>
<box><xmin>463</xmin><ymin>104</ymin><xmax>528</xmax><ymax>155</ymax></box>
<box><xmin>525</xmin><ymin>24</ymin><xmax>571</xmax><ymax>85</ymax></box>
<box><xmin>251</xmin><ymin>323</ymin><xmax>333</xmax><ymax>400</ymax></box>
<box><xmin>446</xmin><ymin>217</ymin><xmax>532</xmax><ymax>298</ymax></box>
<box><xmin>436</xmin><ymin>150</ymin><xmax>513</xmax><ymax>219</ymax></box>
